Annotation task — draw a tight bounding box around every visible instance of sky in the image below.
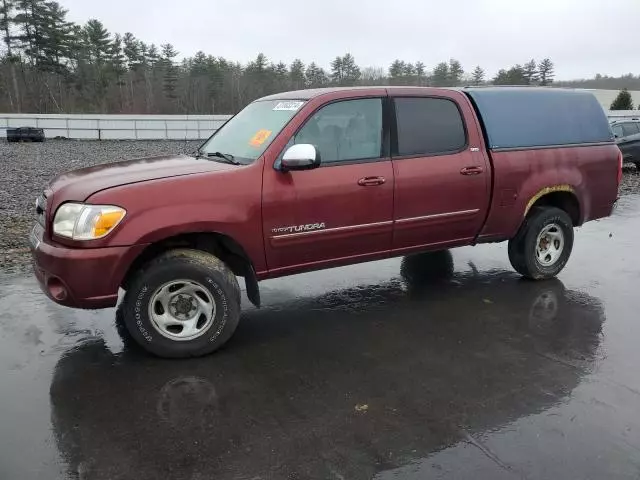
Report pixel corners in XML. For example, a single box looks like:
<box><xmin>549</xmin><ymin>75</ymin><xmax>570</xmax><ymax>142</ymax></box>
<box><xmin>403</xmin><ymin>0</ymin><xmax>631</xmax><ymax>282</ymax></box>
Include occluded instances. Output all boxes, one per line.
<box><xmin>57</xmin><ymin>0</ymin><xmax>640</xmax><ymax>80</ymax></box>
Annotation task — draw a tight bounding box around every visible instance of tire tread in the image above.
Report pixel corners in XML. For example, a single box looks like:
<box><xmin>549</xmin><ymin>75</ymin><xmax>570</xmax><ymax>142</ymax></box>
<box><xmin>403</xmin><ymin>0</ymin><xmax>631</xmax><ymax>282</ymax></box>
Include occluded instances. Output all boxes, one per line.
<box><xmin>508</xmin><ymin>207</ymin><xmax>573</xmax><ymax>280</ymax></box>
<box><xmin>121</xmin><ymin>248</ymin><xmax>241</xmax><ymax>358</ymax></box>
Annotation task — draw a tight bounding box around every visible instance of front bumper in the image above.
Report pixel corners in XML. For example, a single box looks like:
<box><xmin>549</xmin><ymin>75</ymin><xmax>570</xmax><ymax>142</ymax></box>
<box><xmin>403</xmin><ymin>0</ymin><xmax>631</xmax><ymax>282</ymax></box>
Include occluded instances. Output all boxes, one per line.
<box><xmin>30</xmin><ymin>224</ymin><xmax>147</xmax><ymax>309</ymax></box>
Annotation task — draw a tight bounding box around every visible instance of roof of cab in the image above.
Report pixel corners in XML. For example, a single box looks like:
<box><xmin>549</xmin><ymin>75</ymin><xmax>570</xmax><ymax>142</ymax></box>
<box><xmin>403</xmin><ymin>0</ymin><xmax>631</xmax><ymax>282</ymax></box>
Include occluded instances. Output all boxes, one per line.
<box><xmin>257</xmin><ymin>86</ymin><xmax>390</xmax><ymax>101</ymax></box>
<box><xmin>257</xmin><ymin>85</ymin><xmax>583</xmax><ymax>102</ymax></box>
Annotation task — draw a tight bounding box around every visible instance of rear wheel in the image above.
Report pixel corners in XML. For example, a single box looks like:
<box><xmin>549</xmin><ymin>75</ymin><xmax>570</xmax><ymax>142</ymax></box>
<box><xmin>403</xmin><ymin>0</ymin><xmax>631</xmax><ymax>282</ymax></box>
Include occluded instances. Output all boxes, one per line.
<box><xmin>508</xmin><ymin>207</ymin><xmax>574</xmax><ymax>280</ymax></box>
<box><xmin>121</xmin><ymin>249</ymin><xmax>241</xmax><ymax>358</ymax></box>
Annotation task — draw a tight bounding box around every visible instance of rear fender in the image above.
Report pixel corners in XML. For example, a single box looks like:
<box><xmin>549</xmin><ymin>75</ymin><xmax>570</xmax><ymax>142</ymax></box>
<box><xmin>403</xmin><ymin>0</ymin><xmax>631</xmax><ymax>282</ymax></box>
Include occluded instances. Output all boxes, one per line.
<box><xmin>523</xmin><ymin>185</ymin><xmax>576</xmax><ymax>218</ymax></box>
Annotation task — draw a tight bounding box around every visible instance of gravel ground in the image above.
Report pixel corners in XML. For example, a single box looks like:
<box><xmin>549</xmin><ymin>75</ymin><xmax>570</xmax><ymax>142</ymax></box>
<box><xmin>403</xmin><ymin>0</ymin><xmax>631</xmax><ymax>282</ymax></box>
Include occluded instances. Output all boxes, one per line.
<box><xmin>1</xmin><ymin>140</ymin><xmax>639</xmax><ymax>273</ymax></box>
<box><xmin>0</xmin><ymin>140</ymin><xmax>200</xmax><ymax>273</ymax></box>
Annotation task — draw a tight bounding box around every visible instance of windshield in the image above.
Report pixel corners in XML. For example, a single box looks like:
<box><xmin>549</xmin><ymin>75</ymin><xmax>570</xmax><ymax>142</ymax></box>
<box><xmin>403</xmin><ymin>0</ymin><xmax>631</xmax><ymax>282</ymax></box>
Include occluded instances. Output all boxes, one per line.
<box><xmin>199</xmin><ymin>100</ymin><xmax>305</xmax><ymax>164</ymax></box>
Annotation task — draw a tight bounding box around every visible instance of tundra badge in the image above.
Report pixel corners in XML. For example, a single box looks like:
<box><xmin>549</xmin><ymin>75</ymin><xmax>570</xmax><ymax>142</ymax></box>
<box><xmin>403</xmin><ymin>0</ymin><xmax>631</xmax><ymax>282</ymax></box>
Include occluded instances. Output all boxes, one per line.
<box><xmin>272</xmin><ymin>223</ymin><xmax>326</xmax><ymax>234</ymax></box>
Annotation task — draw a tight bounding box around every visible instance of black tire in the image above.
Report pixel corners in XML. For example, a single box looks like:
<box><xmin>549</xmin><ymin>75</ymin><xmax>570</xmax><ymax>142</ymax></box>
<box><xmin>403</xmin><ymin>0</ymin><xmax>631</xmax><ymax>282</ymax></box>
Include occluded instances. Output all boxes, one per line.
<box><xmin>121</xmin><ymin>249</ymin><xmax>241</xmax><ymax>358</ymax></box>
<box><xmin>507</xmin><ymin>207</ymin><xmax>574</xmax><ymax>280</ymax></box>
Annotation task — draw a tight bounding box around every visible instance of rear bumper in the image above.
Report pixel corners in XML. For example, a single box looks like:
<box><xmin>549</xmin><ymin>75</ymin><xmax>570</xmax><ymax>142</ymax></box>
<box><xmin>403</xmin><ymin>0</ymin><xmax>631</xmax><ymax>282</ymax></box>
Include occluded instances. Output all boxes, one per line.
<box><xmin>30</xmin><ymin>226</ymin><xmax>147</xmax><ymax>309</ymax></box>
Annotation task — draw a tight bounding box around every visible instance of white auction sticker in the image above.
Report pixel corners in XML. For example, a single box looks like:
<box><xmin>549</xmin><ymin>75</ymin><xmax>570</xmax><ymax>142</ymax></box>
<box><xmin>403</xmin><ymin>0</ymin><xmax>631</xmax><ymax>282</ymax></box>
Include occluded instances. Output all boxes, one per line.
<box><xmin>273</xmin><ymin>101</ymin><xmax>304</xmax><ymax>111</ymax></box>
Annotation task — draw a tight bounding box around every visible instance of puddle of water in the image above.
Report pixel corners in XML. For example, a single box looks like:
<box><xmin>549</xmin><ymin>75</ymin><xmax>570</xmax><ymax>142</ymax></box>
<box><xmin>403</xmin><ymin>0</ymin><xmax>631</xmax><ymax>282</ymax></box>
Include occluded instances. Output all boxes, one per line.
<box><xmin>0</xmin><ymin>195</ymin><xmax>639</xmax><ymax>479</ymax></box>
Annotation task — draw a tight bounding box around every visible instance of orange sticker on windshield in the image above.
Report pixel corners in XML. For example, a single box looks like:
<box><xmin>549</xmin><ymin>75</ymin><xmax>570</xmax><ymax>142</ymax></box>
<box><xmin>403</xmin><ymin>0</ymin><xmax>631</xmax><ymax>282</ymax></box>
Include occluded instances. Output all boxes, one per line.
<box><xmin>249</xmin><ymin>129</ymin><xmax>272</xmax><ymax>147</ymax></box>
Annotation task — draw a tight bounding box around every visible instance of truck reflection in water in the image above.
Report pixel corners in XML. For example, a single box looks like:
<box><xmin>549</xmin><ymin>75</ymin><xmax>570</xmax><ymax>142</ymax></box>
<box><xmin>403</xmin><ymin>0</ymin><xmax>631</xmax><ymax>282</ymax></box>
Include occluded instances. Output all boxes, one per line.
<box><xmin>49</xmin><ymin>251</ymin><xmax>606</xmax><ymax>480</ymax></box>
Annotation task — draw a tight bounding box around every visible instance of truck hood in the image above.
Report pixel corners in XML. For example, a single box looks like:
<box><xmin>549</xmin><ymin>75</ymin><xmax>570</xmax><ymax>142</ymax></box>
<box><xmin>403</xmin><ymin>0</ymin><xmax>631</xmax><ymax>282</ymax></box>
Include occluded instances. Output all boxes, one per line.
<box><xmin>47</xmin><ymin>154</ymin><xmax>236</xmax><ymax>202</ymax></box>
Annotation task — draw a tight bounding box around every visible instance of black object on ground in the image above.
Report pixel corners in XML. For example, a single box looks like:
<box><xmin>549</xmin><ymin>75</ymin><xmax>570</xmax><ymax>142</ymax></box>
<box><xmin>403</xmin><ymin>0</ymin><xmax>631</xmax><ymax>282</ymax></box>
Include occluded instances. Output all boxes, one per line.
<box><xmin>6</xmin><ymin>126</ymin><xmax>45</xmax><ymax>143</ymax></box>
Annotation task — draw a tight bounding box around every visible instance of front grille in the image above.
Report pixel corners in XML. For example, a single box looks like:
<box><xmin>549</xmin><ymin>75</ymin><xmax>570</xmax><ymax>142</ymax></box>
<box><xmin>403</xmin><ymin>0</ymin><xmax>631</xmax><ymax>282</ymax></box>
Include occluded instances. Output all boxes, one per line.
<box><xmin>35</xmin><ymin>193</ymin><xmax>47</xmax><ymax>228</ymax></box>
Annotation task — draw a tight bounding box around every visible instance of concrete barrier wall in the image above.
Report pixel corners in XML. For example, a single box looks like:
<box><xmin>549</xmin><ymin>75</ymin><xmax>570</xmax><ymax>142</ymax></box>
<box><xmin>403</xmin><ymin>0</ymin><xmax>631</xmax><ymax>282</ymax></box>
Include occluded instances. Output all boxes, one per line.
<box><xmin>0</xmin><ymin>113</ymin><xmax>232</xmax><ymax>140</ymax></box>
<box><xmin>607</xmin><ymin>110</ymin><xmax>640</xmax><ymax>120</ymax></box>
<box><xmin>0</xmin><ymin>109</ymin><xmax>638</xmax><ymax>141</ymax></box>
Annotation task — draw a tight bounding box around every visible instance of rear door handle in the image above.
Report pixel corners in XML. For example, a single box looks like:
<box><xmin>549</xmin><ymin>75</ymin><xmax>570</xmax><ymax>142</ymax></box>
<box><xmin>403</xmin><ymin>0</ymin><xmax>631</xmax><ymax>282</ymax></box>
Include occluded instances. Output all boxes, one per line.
<box><xmin>460</xmin><ymin>166</ymin><xmax>484</xmax><ymax>176</ymax></box>
<box><xmin>358</xmin><ymin>176</ymin><xmax>386</xmax><ymax>186</ymax></box>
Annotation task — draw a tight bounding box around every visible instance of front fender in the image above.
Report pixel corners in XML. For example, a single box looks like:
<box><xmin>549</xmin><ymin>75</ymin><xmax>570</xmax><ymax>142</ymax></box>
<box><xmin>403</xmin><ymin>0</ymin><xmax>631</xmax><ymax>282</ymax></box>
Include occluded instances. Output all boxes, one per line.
<box><xmin>110</xmin><ymin>204</ymin><xmax>264</xmax><ymax>272</ymax></box>
<box><xmin>86</xmin><ymin>165</ymin><xmax>266</xmax><ymax>272</ymax></box>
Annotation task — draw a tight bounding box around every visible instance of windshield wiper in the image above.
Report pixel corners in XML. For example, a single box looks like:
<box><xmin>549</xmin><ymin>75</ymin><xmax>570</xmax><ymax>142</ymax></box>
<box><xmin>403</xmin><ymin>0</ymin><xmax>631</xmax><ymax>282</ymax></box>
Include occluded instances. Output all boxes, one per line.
<box><xmin>206</xmin><ymin>151</ymin><xmax>241</xmax><ymax>165</ymax></box>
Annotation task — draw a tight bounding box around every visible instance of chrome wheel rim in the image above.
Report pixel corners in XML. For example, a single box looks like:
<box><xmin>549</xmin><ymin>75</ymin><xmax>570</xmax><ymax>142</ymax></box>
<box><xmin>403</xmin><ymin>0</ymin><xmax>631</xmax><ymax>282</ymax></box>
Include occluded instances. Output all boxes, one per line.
<box><xmin>148</xmin><ymin>280</ymin><xmax>216</xmax><ymax>341</ymax></box>
<box><xmin>535</xmin><ymin>223</ymin><xmax>565</xmax><ymax>267</ymax></box>
<box><xmin>529</xmin><ymin>290</ymin><xmax>559</xmax><ymax>323</ymax></box>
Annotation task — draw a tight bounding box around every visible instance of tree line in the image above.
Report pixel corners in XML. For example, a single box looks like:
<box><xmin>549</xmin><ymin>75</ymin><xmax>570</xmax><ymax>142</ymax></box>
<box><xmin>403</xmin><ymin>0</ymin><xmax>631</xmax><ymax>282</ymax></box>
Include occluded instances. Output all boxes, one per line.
<box><xmin>0</xmin><ymin>0</ymin><xmax>637</xmax><ymax>114</ymax></box>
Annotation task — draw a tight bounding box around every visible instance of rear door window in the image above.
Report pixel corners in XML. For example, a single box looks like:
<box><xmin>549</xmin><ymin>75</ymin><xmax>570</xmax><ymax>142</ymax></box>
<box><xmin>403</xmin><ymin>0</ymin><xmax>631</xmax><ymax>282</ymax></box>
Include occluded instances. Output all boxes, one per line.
<box><xmin>394</xmin><ymin>97</ymin><xmax>466</xmax><ymax>157</ymax></box>
<box><xmin>621</xmin><ymin>123</ymin><xmax>640</xmax><ymax>136</ymax></box>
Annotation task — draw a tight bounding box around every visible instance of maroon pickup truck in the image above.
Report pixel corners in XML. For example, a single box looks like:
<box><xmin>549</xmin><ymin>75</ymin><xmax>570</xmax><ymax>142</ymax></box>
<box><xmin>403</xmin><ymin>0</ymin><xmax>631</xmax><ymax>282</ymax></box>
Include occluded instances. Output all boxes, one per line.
<box><xmin>30</xmin><ymin>86</ymin><xmax>621</xmax><ymax>357</ymax></box>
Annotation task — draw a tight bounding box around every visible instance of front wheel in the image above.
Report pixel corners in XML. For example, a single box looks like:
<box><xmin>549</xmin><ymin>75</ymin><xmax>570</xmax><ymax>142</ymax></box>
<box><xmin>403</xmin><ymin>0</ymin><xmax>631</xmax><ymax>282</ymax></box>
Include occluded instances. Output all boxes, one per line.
<box><xmin>508</xmin><ymin>207</ymin><xmax>574</xmax><ymax>280</ymax></box>
<box><xmin>121</xmin><ymin>249</ymin><xmax>241</xmax><ymax>358</ymax></box>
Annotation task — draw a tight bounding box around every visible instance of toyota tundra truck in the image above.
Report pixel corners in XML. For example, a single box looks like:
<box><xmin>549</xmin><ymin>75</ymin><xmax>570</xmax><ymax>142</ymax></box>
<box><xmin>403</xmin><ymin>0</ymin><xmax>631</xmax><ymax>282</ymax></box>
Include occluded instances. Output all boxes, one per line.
<box><xmin>29</xmin><ymin>86</ymin><xmax>621</xmax><ymax>358</ymax></box>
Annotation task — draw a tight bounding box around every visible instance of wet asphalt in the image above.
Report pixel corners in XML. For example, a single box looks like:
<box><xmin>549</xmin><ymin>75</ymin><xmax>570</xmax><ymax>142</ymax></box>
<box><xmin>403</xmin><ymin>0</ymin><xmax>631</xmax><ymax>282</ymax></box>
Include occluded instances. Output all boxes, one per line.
<box><xmin>1</xmin><ymin>196</ymin><xmax>640</xmax><ymax>480</ymax></box>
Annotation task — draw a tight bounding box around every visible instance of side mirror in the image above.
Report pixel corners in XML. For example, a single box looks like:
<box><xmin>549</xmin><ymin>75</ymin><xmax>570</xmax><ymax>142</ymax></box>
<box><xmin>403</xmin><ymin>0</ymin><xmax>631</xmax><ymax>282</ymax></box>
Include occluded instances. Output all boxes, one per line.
<box><xmin>281</xmin><ymin>144</ymin><xmax>321</xmax><ymax>171</ymax></box>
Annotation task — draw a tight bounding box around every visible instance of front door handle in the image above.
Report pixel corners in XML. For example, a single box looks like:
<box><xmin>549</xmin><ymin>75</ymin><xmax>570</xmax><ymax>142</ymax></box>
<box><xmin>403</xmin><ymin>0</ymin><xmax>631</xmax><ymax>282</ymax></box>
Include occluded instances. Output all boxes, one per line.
<box><xmin>358</xmin><ymin>176</ymin><xmax>386</xmax><ymax>186</ymax></box>
<box><xmin>460</xmin><ymin>166</ymin><xmax>484</xmax><ymax>176</ymax></box>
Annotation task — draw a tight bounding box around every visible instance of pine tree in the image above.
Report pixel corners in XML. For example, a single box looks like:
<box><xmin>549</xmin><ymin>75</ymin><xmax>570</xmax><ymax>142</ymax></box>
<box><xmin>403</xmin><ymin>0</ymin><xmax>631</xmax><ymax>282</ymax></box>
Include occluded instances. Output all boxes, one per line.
<box><xmin>472</xmin><ymin>66</ymin><xmax>485</xmax><ymax>85</ymax></box>
<box><xmin>341</xmin><ymin>54</ymin><xmax>360</xmax><ymax>85</ymax></box>
<box><xmin>330</xmin><ymin>55</ymin><xmax>343</xmax><ymax>84</ymax></box>
<box><xmin>274</xmin><ymin>61</ymin><xmax>287</xmax><ymax>76</ymax></box>
<box><xmin>41</xmin><ymin>1</ymin><xmax>73</xmax><ymax>72</ymax></box>
<box><xmin>247</xmin><ymin>52</ymin><xmax>267</xmax><ymax>73</ymax></box>
<box><xmin>138</xmin><ymin>41</ymin><xmax>148</xmax><ymax>66</ymax></box>
<box><xmin>11</xmin><ymin>1</ymin><xmax>75</xmax><ymax>110</ymax></box>
<box><xmin>330</xmin><ymin>53</ymin><xmax>360</xmax><ymax>85</ymax></box>
<box><xmin>108</xmin><ymin>34</ymin><xmax>126</xmax><ymax>79</ymax></box>
<box><xmin>14</xmin><ymin>0</ymin><xmax>50</xmax><ymax>66</ymax></box>
<box><xmin>415</xmin><ymin>61</ymin><xmax>425</xmax><ymax>86</ymax></box>
<box><xmin>403</xmin><ymin>63</ymin><xmax>415</xmax><ymax>77</ymax></box>
<box><xmin>146</xmin><ymin>43</ymin><xmax>159</xmax><ymax>66</ymax></box>
<box><xmin>492</xmin><ymin>65</ymin><xmax>527</xmax><ymax>85</ymax></box>
<box><xmin>305</xmin><ymin>62</ymin><xmax>327</xmax><ymax>87</ymax></box>
<box><xmin>610</xmin><ymin>88</ymin><xmax>634</xmax><ymax>110</ymax></box>
<box><xmin>0</xmin><ymin>0</ymin><xmax>15</xmax><ymax>54</ymax></box>
<box><xmin>83</xmin><ymin>19</ymin><xmax>111</xmax><ymax>64</ymax></box>
<box><xmin>289</xmin><ymin>58</ymin><xmax>304</xmax><ymax>90</ymax></box>
<box><xmin>122</xmin><ymin>32</ymin><xmax>141</xmax><ymax>69</ymax></box>
<box><xmin>0</xmin><ymin>0</ymin><xmax>21</xmax><ymax>110</ymax></box>
<box><xmin>538</xmin><ymin>58</ymin><xmax>554</xmax><ymax>86</ymax></box>
<box><xmin>72</xmin><ymin>19</ymin><xmax>113</xmax><ymax>111</ymax></box>
<box><xmin>244</xmin><ymin>53</ymin><xmax>270</xmax><ymax>99</ymax></box>
<box><xmin>389</xmin><ymin>59</ymin><xmax>404</xmax><ymax>77</ymax></box>
<box><xmin>431</xmin><ymin>62</ymin><xmax>449</xmax><ymax>87</ymax></box>
<box><xmin>107</xmin><ymin>33</ymin><xmax>126</xmax><ymax>109</ymax></box>
<box><xmin>160</xmin><ymin>43</ymin><xmax>178</xmax><ymax>103</ymax></box>
<box><xmin>109</xmin><ymin>34</ymin><xmax>125</xmax><ymax>72</ymax></box>
<box><xmin>388</xmin><ymin>59</ymin><xmax>405</xmax><ymax>85</ymax></box>
<box><xmin>523</xmin><ymin>59</ymin><xmax>538</xmax><ymax>84</ymax></box>
<box><xmin>448</xmin><ymin>59</ymin><xmax>464</xmax><ymax>86</ymax></box>
<box><xmin>274</xmin><ymin>61</ymin><xmax>288</xmax><ymax>90</ymax></box>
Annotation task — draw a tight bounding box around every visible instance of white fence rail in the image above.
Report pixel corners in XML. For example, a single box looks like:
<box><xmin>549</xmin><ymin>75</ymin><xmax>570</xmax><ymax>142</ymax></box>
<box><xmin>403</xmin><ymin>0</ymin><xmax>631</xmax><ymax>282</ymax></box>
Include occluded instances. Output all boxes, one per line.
<box><xmin>607</xmin><ymin>110</ymin><xmax>640</xmax><ymax>120</ymax></box>
<box><xmin>0</xmin><ymin>109</ymin><xmax>638</xmax><ymax>141</ymax></box>
<box><xmin>0</xmin><ymin>113</ymin><xmax>232</xmax><ymax>140</ymax></box>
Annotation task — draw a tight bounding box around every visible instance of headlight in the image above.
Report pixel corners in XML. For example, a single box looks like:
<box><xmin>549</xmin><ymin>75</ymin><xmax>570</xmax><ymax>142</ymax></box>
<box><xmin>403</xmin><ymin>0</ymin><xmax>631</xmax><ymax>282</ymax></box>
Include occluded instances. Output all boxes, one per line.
<box><xmin>53</xmin><ymin>203</ymin><xmax>126</xmax><ymax>240</ymax></box>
